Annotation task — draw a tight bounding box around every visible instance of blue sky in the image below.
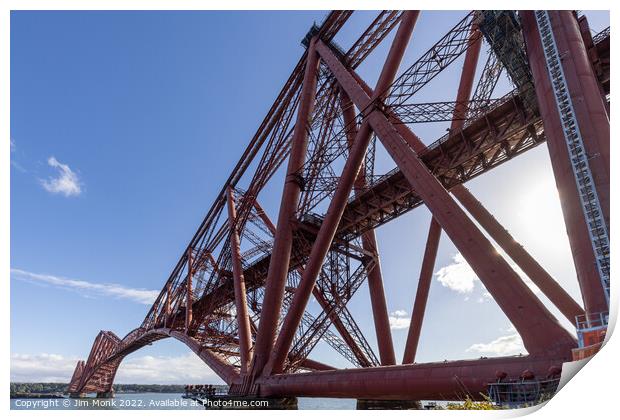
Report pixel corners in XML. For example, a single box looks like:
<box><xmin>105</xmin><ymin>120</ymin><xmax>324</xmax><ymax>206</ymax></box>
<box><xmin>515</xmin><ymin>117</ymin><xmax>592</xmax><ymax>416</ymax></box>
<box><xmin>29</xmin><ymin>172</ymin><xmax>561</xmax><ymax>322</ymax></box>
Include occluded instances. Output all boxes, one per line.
<box><xmin>10</xmin><ymin>10</ymin><xmax>610</xmax><ymax>384</ymax></box>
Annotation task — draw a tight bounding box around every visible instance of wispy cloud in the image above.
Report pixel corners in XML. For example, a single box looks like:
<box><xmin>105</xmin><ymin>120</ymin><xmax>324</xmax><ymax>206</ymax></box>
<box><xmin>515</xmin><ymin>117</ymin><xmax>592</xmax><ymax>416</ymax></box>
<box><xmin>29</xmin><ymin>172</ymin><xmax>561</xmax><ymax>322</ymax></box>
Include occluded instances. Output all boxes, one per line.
<box><xmin>11</xmin><ymin>268</ymin><xmax>158</xmax><ymax>305</ymax></box>
<box><xmin>434</xmin><ymin>252</ymin><xmax>541</xmax><ymax>299</ymax></box>
<box><xmin>466</xmin><ymin>333</ymin><xmax>525</xmax><ymax>356</ymax></box>
<box><xmin>9</xmin><ymin>138</ymin><xmax>27</xmax><ymax>173</ymax></box>
<box><xmin>11</xmin><ymin>352</ymin><xmax>222</xmax><ymax>384</ymax></box>
<box><xmin>389</xmin><ymin>310</ymin><xmax>410</xmax><ymax>330</ymax></box>
<box><xmin>40</xmin><ymin>156</ymin><xmax>82</xmax><ymax>197</ymax></box>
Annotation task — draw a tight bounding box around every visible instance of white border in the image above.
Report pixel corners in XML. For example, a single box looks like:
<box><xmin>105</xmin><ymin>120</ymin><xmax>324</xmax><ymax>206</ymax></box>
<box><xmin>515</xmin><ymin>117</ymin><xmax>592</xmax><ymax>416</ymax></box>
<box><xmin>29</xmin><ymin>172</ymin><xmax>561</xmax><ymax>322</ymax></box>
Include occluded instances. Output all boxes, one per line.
<box><xmin>2</xmin><ymin>2</ymin><xmax>616</xmax><ymax>419</ymax></box>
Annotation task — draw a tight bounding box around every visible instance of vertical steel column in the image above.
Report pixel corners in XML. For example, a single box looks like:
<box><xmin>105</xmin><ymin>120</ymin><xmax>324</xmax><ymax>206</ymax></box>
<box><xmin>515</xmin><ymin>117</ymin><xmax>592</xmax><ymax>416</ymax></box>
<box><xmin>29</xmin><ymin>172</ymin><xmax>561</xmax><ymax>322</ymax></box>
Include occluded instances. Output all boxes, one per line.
<box><xmin>250</xmin><ymin>37</ymin><xmax>321</xmax><ymax>378</ymax></box>
<box><xmin>402</xmin><ymin>25</ymin><xmax>479</xmax><ymax>364</ymax></box>
<box><xmin>185</xmin><ymin>248</ymin><xmax>193</xmax><ymax>333</ymax></box>
<box><xmin>341</xmin><ymin>89</ymin><xmax>396</xmax><ymax>365</ymax></box>
<box><xmin>164</xmin><ymin>282</ymin><xmax>171</xmax><ymax>327</ymax></box>
<box><xmin>253</xmin><ymin>200</ymin><xmax>371</xmax><ymax>366</ymax></box>
<box><xmin>403</xmin><ymin>218</ymin><xmax>441</xmax><ymax>364</ymax></box>
<box><xmin>521</xmin><ymin>11</ymin><xmax>610</xmax><ymax>314</ymax></box>
<box><xmin>267</xmin><ymin>11</ymin><xmax>420</xmax><ymax>375</ymax></box>
<box><xmin>227</xmin><ymin>186</ymin><xmax>253</xmax><ymax>374</ymax></box>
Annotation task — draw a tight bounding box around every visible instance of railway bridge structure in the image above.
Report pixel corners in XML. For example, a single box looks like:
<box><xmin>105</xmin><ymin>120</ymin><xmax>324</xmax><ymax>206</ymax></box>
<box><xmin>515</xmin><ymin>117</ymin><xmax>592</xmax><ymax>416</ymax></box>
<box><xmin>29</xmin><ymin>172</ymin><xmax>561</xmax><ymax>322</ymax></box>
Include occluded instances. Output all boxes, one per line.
<box><xmin>68</xmin><ymin>10</ymin><xmax>610</xmax><ymax>403</ymax></box>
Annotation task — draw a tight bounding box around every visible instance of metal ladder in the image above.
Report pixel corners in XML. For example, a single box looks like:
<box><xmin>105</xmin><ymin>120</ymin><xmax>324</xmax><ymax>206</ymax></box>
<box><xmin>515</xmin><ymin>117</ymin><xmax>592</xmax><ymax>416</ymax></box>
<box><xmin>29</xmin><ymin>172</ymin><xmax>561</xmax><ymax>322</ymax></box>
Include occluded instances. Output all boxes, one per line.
<box><xmin>534</xmin><ymin>10</ymin><xmax>610</xmax><ymax>306</ymax></box>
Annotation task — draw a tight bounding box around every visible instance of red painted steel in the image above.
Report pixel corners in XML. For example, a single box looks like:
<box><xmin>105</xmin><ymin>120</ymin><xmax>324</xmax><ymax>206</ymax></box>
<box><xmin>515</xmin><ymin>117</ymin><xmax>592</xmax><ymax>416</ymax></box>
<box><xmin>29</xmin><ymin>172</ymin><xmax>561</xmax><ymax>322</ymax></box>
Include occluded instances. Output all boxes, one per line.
<box><xmin>356</xmin><ymin>63</ymin><xmax>584</xmax><ymax>325</ymax></box>
<box><xmin>185</xmin><ymin>248</ymin><xmax>193</xmax><ymax>333</ymax></box>
<box><xmin>253</xmin><ymin>200</ymin><xmax>374</xmax><ymax>367</ymax></box>
<box><xmin>316</xmin><ymin>38</ymin><xmax>576</xmax><ymax>357</ymax></box>
<box><xmin>402</xmin><ymin>23</ymin><xmax>480</xmax><ymax>364</ymax></box>
<box><xmin>250</xmin><ymin>36</ymin><xmax>322</xmax><ymax>379</ymax></box>
<box><xmin>67</xmin><ymin>11</ymin><xmax>609</xmax><ymax>402</ymax></box>
<box><xmin>521</xmin><ymin>11</ymin><xmax>609</xmax><ymax>314</ymax></box>
<box><xmin>227</xmin><ymin>186</ymin><xmax>254</xmax><ymax>374</ymax></box>
<box><xmin>452</xmin><ymin>187</ymin><xmax>584</xmax><ymax>321</ymax></box>
<box><xmin>402</xmin><ymin>218</ymin><xmax>441</xmax><ymax>364</ymax></box>
<box><xmin>257</xmin><ymin>355</ymin><xmax>565</xmax><ymax>400</ymax></box>
<box><xmin>267</xmin><ymin>11</ymin><xmax>420</xmax><ymax>375</ymax></box>
<box><xmin>341</xmin><ymin>89</ymin><xmax>396</xmax><ymax>365</ymax></box>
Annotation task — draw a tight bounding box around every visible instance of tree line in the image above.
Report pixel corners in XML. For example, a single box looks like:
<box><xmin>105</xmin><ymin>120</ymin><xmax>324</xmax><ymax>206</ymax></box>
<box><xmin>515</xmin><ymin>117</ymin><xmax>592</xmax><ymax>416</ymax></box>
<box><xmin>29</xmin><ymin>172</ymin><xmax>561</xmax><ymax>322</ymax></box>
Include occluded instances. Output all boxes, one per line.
<box><xmin>11</xmin><ymin>383</ymin><xmax>197</xmax><ymax>394</ymax></box>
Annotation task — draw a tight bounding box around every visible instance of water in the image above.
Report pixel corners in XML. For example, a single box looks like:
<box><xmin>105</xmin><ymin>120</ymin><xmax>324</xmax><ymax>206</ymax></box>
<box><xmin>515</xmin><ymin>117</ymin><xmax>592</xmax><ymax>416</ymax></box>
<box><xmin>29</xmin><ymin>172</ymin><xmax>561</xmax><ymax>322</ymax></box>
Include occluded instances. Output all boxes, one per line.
<box><xmin>10</xmin><ymin>393</ymin><xmax>358</xmax><ymax>410</ymax></box>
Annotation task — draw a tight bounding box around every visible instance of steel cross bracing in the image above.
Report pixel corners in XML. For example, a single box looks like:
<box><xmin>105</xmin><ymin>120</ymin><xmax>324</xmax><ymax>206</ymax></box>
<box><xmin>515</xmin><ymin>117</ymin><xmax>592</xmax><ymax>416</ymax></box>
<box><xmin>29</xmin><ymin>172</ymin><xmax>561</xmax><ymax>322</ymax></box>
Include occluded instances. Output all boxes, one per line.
<box><xmin>68</xmin><ymin>10</ymin><xmax>610</xmax><ymax>401</ymax></box>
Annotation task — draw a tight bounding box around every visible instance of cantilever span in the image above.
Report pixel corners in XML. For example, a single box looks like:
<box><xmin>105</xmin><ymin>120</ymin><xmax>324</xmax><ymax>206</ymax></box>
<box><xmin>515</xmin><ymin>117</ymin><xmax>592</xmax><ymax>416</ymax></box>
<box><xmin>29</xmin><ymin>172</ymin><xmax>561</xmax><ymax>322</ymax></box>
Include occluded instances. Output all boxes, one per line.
<box><xmin>68</xmin><ymin>10</ymin><xmax>610</xmax><ymax>402</ymax></box>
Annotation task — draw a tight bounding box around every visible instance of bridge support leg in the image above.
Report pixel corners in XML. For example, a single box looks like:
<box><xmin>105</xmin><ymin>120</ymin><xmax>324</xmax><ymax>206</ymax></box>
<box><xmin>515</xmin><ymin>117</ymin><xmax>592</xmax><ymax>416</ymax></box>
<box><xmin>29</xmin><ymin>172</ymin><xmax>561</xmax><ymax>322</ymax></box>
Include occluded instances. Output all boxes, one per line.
<box><xmin>253</xmin><ymin>200</ymin><xmax>373</xmax><ymax>367</ymax></box>
<box><xmin>250</xmin><ymin>36</ymin><xmax>322</xmax><ymax>380</ymax></box>
<box><xmin>521</xmin><ymin>10</ymin><xmax>610</xmax><ymax>314</ymax></box>
<box><xmin>402</xmin><ymin>24</ymin><xmax>479</xmax><ymax>364</ymax></box>
<box><xmin>266</xmin><ymin>11</ymin><xmax>420</xmax><ymax>375</ymax></box>
<box><xmin>227</xmin><ymin>186</ymin><xmax>254</xmax><ymax>374</ymax></box>
<box><xmin>403</xmin><ymin>217</ymin><xmax>441</xmax><ymax>364</ymax></box>
<box><xmin>341</xmin><ymin>90</ymin><xmax>395</xmax><ymax>366</ymax></box>
<box><xmin>185</xmin><ymin>248</ymin><xmax>193</xmax><ymax>333</ymax></box>
<box><xmin>451</xmin><ymin>186</ymin><xmax>584</xmax><ymax>322</ymax></box>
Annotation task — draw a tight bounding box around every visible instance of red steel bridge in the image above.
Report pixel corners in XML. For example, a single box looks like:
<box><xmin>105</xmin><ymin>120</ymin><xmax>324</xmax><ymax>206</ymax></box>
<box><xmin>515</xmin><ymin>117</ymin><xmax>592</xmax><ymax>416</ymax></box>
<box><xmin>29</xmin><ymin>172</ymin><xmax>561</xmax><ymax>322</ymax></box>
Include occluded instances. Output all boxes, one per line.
<box><xmin>68</xmin><ymin>10</ymin><xmax>610</xmax><ymax>402</ymax></box>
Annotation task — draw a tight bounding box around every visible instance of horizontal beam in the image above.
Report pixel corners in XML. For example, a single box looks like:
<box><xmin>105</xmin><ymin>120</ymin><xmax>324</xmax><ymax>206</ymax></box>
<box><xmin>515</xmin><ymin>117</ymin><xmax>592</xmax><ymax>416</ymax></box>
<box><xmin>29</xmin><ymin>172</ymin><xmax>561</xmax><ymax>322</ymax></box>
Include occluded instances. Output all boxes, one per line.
<box><xmin>257</xmin><ymin>355</ymin><xmax>565</xmax><ymax>400</ymax></box>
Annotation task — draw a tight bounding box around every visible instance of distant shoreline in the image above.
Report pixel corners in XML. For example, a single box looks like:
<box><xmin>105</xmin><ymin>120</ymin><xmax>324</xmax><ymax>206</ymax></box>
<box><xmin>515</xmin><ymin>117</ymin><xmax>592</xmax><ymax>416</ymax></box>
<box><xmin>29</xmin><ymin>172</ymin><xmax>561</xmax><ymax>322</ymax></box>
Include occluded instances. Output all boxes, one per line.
<box><xmin>11</xmin><ymin>382</ymin><xmax>224</xmax><ymax>398</ymax></box>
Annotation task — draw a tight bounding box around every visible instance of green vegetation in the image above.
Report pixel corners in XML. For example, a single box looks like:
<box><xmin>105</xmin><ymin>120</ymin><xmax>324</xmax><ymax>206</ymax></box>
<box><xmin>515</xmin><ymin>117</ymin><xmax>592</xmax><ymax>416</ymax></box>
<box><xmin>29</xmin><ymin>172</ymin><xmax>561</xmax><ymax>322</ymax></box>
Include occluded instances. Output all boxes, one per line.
<box><xmin>11</xmin><ymin>383</ymin><xmax>67</xmax><ymax>395</ymax></box>
<box><xmin>446</xmin><ymin>397</ymin><xmax>497</xmax><ymax>410</ymax></box>
<box><xmin>10</xmin><ymin>383</ymin><xmax>202</xmax><ymax>395</ymax></box>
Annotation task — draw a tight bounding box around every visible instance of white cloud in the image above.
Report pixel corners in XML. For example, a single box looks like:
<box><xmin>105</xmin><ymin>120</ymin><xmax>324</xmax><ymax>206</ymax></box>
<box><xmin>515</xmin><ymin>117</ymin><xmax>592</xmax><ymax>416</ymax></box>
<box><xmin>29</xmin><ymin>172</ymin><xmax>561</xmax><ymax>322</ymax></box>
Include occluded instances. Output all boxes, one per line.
<box><xmin>435</xmin><ymin>253</ymin><xmax>478</xmax><ymax>293</ymax></box>
<box><xmin>10</xmin><ymin>352</ymin><xmax>222</xmax><ymax>384</ymax></box>
<box><xmin>434</xmin><ymin>253</ymin><xmax>542</xmax><ymax>298</ymax></box>
<box><xmin>388</xmin><ymin>310</ymin><xmax>410</xmax><ymax>330</ymax></box>
<box><xmin>466</xmin><ymin>334</ymin><xmax>526</xmax><ymax>356</ymax></box>
<box><xmin>41</xmin><ymin>156</ymin><xmax>82</xmax><ymax>197</ymax></box>
<box><xmin>115</xmin><ymin>353</ymin><xmax>221</xmax><ymax>384</ymax></box>
<box><xmin>11</xmin><ymin>268</ymin><xmax>158</xmax><ymax>305</ymax></box>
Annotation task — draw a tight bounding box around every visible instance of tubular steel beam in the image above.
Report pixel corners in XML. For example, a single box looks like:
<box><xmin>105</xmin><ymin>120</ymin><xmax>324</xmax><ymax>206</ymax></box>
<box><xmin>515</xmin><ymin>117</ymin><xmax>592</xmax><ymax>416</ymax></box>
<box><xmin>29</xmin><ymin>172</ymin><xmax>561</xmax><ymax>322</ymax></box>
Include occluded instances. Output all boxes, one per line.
<box><xmin>402</xmin><ymin>218</ymin><xmax>441</xmax><ymax>364</ymax></box>
<box><xmin>451</xmin><ymin>187</ymin><xmax>584</xmax><ymax>321</ymax></box>
<box><xmin>227</xmin><ymin>186</ymin><xmax>253</xmax><ymax>374</ymax></box>
<box><xmin>355</xmin><ymin>69</ymin><xmax>582</xmax><ymax>324</ymax></box>
<box><xmin>341</xmin><ymin>89</ymin><xmax>396</xmax><ymax>366</ymax></box>
<box><xmin>267</xmin><ymin>11</ymin><xmax>420</xmax><ymax>376</ymax></box>
<box><xmin>521</xmin><ymin>11</ymin><xmax>610</xmax><ymax>314</ymax></box>
<box><xmin>402</xmin><ymin>23</ymin><xmax>480</xmax><ymax>365</ymax></box>
<box><xmin>316</xmin><ymin>34</ymin><xmax>577</xmax><ymax>357</ymax></box>
<box><xmin>185</xmin><ymin>249</ymin><xmax>193</xmax><ymax>333</ymax></box>
<box><xmin>250</xmin><ymin>36</ymin><xmax>322</xmax><ymax>379</ymax></box>
<box><xmin>252</xmin><ymin>199</ymin><xmax>374</xmax><ymax>367</ymax></box>
<box><xmin>257</xmin><ymin>355</ymin><xmax>565</xmax><ymax>400</ymax></box>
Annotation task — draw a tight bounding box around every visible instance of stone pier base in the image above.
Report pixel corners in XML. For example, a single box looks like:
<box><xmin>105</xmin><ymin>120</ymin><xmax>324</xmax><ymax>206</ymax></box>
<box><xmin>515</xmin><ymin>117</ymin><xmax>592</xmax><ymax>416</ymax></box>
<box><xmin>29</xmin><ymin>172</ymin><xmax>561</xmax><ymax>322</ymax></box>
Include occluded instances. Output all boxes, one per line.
<box><xmin>68</xmin><ymin>393</ymin><xmax>86</xmax><ymax>398</ymax></box>
<box><xmin>356</xmin><ymin>399</ymin><xmax>422</xmax><ymax>410</ymax></box>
